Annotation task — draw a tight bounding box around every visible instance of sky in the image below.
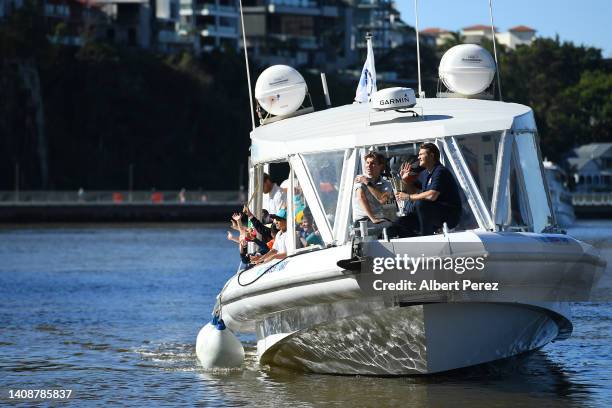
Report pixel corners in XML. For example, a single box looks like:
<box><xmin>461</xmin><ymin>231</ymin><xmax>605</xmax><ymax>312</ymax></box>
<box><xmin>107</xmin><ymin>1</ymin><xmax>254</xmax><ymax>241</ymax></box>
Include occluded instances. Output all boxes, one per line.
<box><xmin>396</xmin><ymin>0</ymin><xmax>611</xmax><ymax>57</ymax></box>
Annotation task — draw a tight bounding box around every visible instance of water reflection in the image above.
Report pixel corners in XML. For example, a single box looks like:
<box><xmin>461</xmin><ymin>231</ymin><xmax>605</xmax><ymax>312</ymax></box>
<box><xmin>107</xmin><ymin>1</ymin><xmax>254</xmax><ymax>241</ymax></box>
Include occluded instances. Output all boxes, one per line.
<box><xmin>193</xmin><ymin>346</ymin><xmax>594</xmax><ymax>408</ymax></box>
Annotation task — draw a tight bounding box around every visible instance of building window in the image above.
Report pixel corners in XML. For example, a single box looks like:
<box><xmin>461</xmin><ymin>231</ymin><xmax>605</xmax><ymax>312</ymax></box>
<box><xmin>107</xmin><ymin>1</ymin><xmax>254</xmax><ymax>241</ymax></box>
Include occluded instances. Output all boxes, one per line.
<box><xmin>279</xmin><ymin>15</ymin><xmax>314</xmax><ymax>36</ymax></box>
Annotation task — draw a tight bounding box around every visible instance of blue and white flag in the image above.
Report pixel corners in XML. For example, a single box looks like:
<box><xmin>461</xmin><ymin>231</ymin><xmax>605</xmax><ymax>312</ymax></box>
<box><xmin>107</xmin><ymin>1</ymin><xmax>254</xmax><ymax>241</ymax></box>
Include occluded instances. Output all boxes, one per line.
<box><xmin>354</xmin><ymin>36</ymin><xmax>377</xmax><ymax>103</ymax></box>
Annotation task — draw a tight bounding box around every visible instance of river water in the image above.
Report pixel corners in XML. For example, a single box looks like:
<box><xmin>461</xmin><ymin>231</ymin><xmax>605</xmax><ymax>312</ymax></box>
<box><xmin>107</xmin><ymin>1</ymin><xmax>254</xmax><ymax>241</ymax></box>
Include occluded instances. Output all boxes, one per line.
<box><xmin>0</xmin><ymin>221</ymin><xmax>611</xmax><ymax>407</ymax></box>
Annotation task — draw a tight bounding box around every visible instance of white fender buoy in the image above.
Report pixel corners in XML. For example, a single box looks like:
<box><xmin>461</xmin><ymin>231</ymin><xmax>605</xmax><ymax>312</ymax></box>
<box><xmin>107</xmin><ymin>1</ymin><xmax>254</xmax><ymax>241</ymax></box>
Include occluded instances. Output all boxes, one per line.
<box><xmin>195</xmin><ymin>318</ymin><xmax>244</xmax><ymax>369</ymax></box>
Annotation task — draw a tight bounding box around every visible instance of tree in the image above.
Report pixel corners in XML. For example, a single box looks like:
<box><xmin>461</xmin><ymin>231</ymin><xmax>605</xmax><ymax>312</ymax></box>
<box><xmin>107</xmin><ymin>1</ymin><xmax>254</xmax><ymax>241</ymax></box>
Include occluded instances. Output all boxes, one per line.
<box><xmin>376</xmin><ymin>39</ymin><xmax>439</xmax><ymax>95</ymax></box>
<box><xmin>499</xmin><ymin>37</ymin><xmax>608</xmax><ymax>161</ymax></box>
<box><xmin>438</xmin><ymin>31</ymin><xmax>464</xmax><ymax>53</ymax></box>
<box><xmin>554</xmin><ymin>70</ymin><xmax>612</xmax><ymax>147</ymax></box>
<box><xmin>0</xmin><ymin>1</ymin><xmax>52</xmax><ymax>187</ymax></box>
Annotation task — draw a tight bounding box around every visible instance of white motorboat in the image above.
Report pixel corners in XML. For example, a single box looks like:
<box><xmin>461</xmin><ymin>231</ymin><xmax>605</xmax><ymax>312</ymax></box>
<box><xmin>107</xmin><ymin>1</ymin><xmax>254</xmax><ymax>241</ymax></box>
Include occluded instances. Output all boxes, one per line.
<box><xmin>543</xmin><ymin>159</ymin><xmax>576</xmax><ymax>227</ymax></box>
<box><xmin>205</xmin><ymin>46</ymin><xmax>605</xmax><ymax>375</ymax></box>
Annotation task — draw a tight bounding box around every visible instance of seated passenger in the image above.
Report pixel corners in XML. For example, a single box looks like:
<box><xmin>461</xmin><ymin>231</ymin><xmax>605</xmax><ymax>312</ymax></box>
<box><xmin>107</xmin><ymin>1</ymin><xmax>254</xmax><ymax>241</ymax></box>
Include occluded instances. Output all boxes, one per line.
<box><xmin>262</xmin><ymin>173</ymin><xmax>285</xmax><ymax>216</ymax></box>
<box><xmin>389</xmin><ymin>143</ymin><xmax>461</xmax><ymax>237</ymax></box>
<box><xmin>352</xmin><ymin>151</ymin><xmax>394</xmax><ymax>236</ymax></box>
<box><xmin>252</xmin><ymin>208</ymin><xmax>289</xmax><ymax>264</ymax></box>
<box><xmin>298</xmin><ymin>215</ymin><xmax>323</xmax><ymax>247</ymax></box>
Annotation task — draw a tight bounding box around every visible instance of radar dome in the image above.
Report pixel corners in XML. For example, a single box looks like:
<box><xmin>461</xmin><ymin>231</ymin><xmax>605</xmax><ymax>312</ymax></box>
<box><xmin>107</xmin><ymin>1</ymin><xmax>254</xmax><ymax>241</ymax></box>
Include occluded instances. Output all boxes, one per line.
<box><xmin>255</xmin><ymin>65</ymin><xmax>307</xmax><ymax>116</ymax></box>
<box><xmin>439</xmin><ymin>44</ymin><xmax>495</xmax><ymax>95</ymax></box>
<box><xmin>372</xmin><ymin>87</ymin><xmax>416</xmax><ymax>111</ymax></box>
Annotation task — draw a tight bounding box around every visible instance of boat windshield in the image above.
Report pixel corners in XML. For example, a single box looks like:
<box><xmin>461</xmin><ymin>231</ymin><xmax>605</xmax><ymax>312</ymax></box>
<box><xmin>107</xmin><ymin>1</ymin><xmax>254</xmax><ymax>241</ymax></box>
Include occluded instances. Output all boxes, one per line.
<box><xmin>301</xmin><ymin>151</ymin><xmax>345</xmax><ymax>231</ymax></box>
<box><xmin>291</xmin><ymin>175</ymin><xmax>325</xmax><ymax>250</ymax></box>
<box><xmin>513</xmin><ymin>132</ymin><xmax>553</xmax><ymax>231</ymax></box>
<box><xmin>456</xmin><ymin>132</ymin><xmax>502</xmax><ymax>207</ymax></box>
<box><xmin>508</xmin><ymin>157</ymin><xmax>530</xmax><ymax>227</ymax></box>
<box><xmin>384</xmin><ymin>142</ymin><xmax>479</xmax><ymax>232</ymax></box>
<box><xmin>452</xmin><ymin>131</ymin><xmax>553</xmax><ymax>232</ymax></box>
<box><xmin>252</xmin><ymin>131</ymin><xmax>553</xmax><ymax>247</ymax></box>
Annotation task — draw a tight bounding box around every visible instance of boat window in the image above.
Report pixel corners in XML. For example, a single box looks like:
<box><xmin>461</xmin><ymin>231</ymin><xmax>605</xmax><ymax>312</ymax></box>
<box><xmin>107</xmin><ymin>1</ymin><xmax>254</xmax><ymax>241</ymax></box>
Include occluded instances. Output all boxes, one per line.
<box><xmin>261</xmin><ymin>161</ymin><xmax>289</xmax><ymax>217</ymax></box>
<box><xmin>255</xmin><ymin>160</ymin><xmax>326</xmax><ymax>254</ymax></box>
<box><xmin>513</xmin><ymin>132</ymin><xmax>553</xmax><ymax>232</ymax></box>
<box><xmin>301</xmin><ymin>151</ymin><xmax>345</xmax><ymax>231</ymax></box>
<box><xmin>507</xmin><ymin>156</ymin><xmax>530</xmax><ymax>228</ymax></box>
<box><xmin>439</xmin><ymin>147</ymin><xmax>480</xmax><ymax>231</ymax></box>
<box><xmin>377</xmin><ymin>143</ymin><xmax>479</xmax><ymax>232</ymax></box>
<box><xmin>290</xmin><ymin>174</ymin><xmax>324</xmax><ymax>250</ymax></box>
<box><xmin>455</xmin><ymin>132</ymin><xmax>502</xmax><ymax>208</ymax></box>
<box><xmin>384</xmin><ymin>143</ymin><xmax>421</xmax><ymax>178</ymax></box>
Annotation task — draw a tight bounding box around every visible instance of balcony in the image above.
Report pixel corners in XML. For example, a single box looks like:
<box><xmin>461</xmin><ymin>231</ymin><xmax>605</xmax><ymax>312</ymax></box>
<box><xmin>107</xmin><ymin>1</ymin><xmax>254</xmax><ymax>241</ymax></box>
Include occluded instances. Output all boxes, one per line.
<box><xmin>269</xmin><ymin>33</ymin><xmax>317</xmax><ymax>49</ymax></box>
<box><xmin>47</xmin><ymin>35</ymin><xmax>83</xmax><ymax>47</ymax></box>
<box><xmin>201</xmin><ymin>24</ymin><xmax>239</xmax><ymax>38</ymax></box>
<box><xmin>265</xmin><ymin>1</ymin><xmax>338</xmax><ymax>17</ymax></box>
<box><xmin>180</xmin><ymin>3</ymin><xmax>238</xmax><ymax>17</ymax></box>
<box><xmin>158</xmin><ymin>29</ymin><xmax>193</xmax><ymax>43</ymax></box>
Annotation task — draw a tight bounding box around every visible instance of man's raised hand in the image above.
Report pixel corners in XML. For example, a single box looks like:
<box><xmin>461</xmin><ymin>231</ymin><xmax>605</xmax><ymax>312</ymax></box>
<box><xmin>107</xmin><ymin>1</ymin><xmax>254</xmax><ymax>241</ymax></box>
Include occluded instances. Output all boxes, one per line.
<box><xmin>355</xmin><ymin>175</ymin><xmax>369</xmax><ymax>185</ymax></box>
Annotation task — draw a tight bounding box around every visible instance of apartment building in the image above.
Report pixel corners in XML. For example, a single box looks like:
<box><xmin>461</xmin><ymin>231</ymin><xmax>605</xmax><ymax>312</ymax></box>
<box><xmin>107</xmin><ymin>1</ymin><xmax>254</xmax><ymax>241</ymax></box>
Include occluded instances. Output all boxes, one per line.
<box><xmin>419</xmin><ymin>27</ymin><xmax>454</xmax><ymax>48</ymax></box>
<box><xmin>156</xmin><ymin>0</ymin><xmax>191</xmax><ymax>52</ymax></box>
<box><xmin>241</xmin><ymin>0</ymin><xmax>354</xmax><ymax>71</ymax></box>
<box><xmin>1</xmin><ymin>0</ymin><xmax>108</xmax><ymax>47</ymax></box>
<box><xmin>420</xmin><ymin>24</ymin><xmax>537</xmax><ymax>51</ymax></box>
<box><xmin>178</xmin><ymin>0</ymin><xmax>240</xmax><ymax>53</ymax></box>
<box><xmin>460</xmin><ymin>24</ymin><xmax>536</xmax><ymax>50</ymax></box>
<box><xmin>2</xmin><ymin>0</ymin><xmax>418</xmax><ymax>69</ymax></box>
<box><xmin>0</xmin><ymin>0</ymin><xmax>24</xmax><ymax>19</ymax></box>
<box><xmin>495</xmin><ymin>25</ymin><xmax>536</xmax><ymax>49</ymax></box>
<box><xmin>350</xmin><ymin>0</ymin><xmax>412</xmax><ymax>53</ymax></box>
<box><xmin>460</xmin><ymin>24</ymin><xmax>495</xmax><ymax>44</ymax></box>
<box><xmin>43</xmin><ymin>0</ymin><xmax>95</xmax><ymax>46</ymax></box>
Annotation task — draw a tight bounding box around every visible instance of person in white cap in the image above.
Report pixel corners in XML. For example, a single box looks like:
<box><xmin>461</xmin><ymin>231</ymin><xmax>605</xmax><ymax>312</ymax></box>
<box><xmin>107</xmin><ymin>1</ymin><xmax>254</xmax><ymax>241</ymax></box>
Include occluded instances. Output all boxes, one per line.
<box><xmin>252</xmin><ymin>208</ymin><xmax>288</xmax><ymax>264</ymax></box>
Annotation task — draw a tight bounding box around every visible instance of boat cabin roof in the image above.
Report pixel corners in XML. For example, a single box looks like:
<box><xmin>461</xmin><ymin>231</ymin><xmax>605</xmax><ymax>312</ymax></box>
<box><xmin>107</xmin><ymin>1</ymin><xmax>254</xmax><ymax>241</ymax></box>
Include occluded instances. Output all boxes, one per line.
<box><xmin>250</xmin><ymin>97</ymin><xmax>533</xmax><ymax>164</ymax></box>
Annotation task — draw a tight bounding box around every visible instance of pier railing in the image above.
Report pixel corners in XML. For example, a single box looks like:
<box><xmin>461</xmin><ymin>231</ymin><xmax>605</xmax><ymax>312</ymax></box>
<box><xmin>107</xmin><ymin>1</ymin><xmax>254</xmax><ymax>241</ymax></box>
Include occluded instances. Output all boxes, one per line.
<box><xmin>0</xmin><ymin>190</ymin><xmax>245</xmax><ymax>205</ymax></box>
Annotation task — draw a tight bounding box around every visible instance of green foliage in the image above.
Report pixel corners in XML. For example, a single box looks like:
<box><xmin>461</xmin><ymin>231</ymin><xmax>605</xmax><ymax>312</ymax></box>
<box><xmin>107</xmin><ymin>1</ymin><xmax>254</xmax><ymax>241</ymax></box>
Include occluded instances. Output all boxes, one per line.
<box><xmin>75</xmin><ymin>41</ymin><xmax>119</xmax><ymax>62</ymax></box>
<box><xmin>0</xmin><ymin>1</ymin><xmax>48</xmax><ymax>60</ymax></box>
<box><xmin>1</xmin><ymin>38</ymin><xmax>253</xmax><ymax>189</ymax></box>
<box><xmin>438</xmin><ymin>31</ymin><xmax>463</xmax><ymax>53</ymax></box>
<box><xmin>376</xmin><ymin>41</ymin><xmax>439</xmax><ymax>95</ymax></box>
<box><xmin>555</xmin><ymin>70</ymin><xmax>612</xmax><ymax>147</ymax></box>
<box><xmin>499</xmin><ymin>37</ymin><xmax>608</xmax><ymax>160</ymax></box>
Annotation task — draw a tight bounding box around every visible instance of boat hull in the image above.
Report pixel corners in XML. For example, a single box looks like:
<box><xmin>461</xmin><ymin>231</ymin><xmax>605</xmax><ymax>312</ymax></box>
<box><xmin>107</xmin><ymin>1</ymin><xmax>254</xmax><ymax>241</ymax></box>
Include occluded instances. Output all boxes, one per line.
<box><xmin>216</xmin><ymin>231</ymin><xmax>603</xmax><ymax>375</ymax></box>
<box><xmin>257</xmin><ymin>302</ymin><xmax>564</xmax><ymax>375</ymax></box>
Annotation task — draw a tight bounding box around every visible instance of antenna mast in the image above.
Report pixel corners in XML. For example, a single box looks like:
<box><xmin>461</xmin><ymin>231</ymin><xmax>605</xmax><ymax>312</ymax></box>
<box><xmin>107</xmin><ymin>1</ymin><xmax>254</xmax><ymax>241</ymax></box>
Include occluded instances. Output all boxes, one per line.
<box><xmin>414</xmin><ymin>0</ymin><xmax>423</xmax><ymax>97</ymax></box>
<box><xmin>238</xmin><ymin>0</ymin><xmax>256</xmax><ymax>130</ymax></box>
<box><xmin>488</xmin><ymin>0</ymin><xmax>503</xmax><ymax>101</ymax></box>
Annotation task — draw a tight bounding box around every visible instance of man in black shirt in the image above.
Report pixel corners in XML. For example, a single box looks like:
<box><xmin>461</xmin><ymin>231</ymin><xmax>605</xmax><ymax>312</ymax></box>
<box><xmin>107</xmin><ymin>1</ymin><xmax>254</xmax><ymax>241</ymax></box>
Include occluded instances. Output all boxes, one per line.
<box><xmin>390</xmin><ymin>143</ymin><xmax>462</xmax><ymax>237</ymax></box>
